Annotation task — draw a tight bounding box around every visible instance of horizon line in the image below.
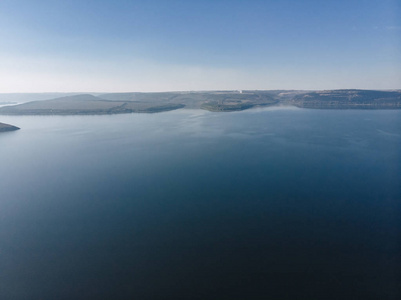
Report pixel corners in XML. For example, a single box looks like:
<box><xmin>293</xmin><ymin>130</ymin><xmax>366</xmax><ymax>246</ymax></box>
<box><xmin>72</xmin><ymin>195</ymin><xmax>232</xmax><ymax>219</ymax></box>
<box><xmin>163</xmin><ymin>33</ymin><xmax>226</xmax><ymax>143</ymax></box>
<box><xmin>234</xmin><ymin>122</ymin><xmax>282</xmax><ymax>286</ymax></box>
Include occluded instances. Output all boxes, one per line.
<box><xmin>1</xmin><ymin>88</ymin><xmax>401</xmax><ymax>94</ymax></box>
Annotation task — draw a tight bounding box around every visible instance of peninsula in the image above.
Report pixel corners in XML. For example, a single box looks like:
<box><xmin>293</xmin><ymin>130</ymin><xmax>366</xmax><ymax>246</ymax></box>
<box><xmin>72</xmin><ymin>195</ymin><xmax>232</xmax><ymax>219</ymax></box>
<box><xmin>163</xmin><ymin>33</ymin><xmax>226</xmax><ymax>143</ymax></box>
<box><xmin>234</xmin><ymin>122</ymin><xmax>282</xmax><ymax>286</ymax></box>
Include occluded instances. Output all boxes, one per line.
<box><xmin>0</xmin><ymin>89</ymin><xmax>400</xmax><ymax>115</ymax></box>
<box><xmin>0</xmin><ymin>122</ymin><xmax>20</xmax><ymax>132</ymax></box>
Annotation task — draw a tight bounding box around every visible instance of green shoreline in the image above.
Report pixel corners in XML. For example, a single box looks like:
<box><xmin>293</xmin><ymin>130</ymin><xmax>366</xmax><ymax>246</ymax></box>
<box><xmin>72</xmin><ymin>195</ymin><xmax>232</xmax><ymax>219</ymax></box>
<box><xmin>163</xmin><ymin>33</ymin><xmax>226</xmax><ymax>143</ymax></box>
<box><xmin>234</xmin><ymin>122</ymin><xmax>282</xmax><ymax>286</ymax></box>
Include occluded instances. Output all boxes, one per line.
<box><xmin>0</xmin><ymin>89</ymin><xmax>400</xmax><ymax>116</ymax></box>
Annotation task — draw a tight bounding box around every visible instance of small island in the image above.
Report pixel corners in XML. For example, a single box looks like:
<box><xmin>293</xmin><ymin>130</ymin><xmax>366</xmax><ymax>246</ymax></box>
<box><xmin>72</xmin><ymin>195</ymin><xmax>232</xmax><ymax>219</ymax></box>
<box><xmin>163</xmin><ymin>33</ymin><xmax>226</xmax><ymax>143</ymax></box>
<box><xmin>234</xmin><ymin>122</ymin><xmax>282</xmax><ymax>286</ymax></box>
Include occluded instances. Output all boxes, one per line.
<box><xmin>0</xmin><ymin>122</ymin><xmax>20</xmax><ymax>132</ymax></box>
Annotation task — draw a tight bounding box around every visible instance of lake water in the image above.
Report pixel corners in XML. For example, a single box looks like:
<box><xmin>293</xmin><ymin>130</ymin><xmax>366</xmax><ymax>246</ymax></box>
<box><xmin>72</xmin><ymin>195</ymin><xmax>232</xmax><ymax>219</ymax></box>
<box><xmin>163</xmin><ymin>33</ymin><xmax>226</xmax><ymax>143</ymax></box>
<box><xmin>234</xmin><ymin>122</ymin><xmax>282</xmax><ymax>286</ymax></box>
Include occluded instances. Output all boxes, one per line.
<box><xmin>0</xmin><ymin>108</ymin><xmax>400</xmax><ymax>299</ymax></box>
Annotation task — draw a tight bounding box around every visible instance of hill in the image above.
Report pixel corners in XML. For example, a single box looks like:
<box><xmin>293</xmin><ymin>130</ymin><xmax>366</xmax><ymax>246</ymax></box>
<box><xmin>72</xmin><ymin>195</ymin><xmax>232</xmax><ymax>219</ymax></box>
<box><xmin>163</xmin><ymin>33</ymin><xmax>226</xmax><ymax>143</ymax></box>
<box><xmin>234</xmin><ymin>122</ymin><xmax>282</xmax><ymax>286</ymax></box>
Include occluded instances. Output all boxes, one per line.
<box><xmin>0</xmin><ymin>93</ymin><xmax>85</xmax><ymax>104</ymax></box>
<box><xmin>0</xmin><ymin>90</ymin><xmax>400</xmax><ymax>115</ymax></box>
<box><xmin>0</xmin><ymin>94</ymin><xmax>185</xmax><ymax>115</ymax></box>
<box><xmin>0</xmin><ymin>91</ymin><xmax>279</xmax><ymax>115</ymax></box>
<box><xmin>289</xmin><ymin>90</ymin><xmax>401</xmax><ymax>109</ymax></box>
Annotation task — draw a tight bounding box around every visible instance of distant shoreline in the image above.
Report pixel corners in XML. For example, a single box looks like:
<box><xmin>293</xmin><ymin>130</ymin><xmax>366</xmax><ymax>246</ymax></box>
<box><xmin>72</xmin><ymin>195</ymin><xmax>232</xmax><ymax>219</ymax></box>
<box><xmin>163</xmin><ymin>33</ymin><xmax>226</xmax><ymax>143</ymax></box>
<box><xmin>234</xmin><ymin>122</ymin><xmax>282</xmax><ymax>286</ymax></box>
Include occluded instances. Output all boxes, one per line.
<box><xmin>0</xmin><ymin>89</ymin><xmax>399</xmax><ymax>116</ymax></box>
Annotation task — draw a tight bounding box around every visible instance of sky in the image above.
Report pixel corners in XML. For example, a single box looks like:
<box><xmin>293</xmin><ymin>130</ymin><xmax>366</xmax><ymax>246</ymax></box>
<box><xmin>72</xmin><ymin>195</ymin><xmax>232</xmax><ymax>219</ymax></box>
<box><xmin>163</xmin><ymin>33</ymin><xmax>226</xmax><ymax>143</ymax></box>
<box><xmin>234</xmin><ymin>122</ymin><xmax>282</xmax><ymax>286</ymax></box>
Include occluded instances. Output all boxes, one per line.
<box><xmin>0</xmin><ymin>0</ymin><xmax>400</xmax><ymax>92</ymax></box>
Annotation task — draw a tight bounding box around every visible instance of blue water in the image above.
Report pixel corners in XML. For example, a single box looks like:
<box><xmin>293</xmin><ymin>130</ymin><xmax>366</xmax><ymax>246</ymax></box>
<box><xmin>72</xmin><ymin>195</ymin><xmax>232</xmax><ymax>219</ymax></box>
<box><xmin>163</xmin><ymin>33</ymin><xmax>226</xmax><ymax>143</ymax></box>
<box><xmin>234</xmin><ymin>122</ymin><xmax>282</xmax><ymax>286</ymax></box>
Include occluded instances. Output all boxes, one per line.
<box><xmin>0</xmin><ymin>108</ymin><xmax>400</xmax><ymax>299</ymax></box>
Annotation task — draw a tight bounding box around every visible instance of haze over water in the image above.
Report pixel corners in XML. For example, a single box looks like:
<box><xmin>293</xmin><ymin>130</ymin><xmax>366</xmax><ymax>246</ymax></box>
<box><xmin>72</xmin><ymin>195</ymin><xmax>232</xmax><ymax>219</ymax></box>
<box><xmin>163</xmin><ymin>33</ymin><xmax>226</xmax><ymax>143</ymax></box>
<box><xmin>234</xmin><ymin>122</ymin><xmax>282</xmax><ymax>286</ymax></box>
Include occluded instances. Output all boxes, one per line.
<box><xmin>0</xmin><ymin>108</ymin><xmax>400</xmax><ymax>299</ymax></box>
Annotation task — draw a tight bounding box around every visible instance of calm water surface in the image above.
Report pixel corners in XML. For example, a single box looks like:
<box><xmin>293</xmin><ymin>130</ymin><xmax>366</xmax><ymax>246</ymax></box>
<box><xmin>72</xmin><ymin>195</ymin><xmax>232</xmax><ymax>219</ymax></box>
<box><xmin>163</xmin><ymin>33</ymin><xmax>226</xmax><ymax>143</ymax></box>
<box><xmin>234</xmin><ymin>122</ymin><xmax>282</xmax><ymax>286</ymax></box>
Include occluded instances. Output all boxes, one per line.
<box><xmin>0</xmin><ymin>108</ymin><xmax>400</xmax><ymax>299</ymax></box>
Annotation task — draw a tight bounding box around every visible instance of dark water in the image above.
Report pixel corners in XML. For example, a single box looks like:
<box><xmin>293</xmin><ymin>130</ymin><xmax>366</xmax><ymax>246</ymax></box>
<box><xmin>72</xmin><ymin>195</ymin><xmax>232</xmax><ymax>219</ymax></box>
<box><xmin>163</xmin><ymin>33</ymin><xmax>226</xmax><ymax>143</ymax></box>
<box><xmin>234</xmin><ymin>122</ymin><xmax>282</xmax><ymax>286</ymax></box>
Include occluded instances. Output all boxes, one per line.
<box><xmin>0</xmin><ymin>108</ymin><xmax>400</xmax><ymax>300</ymax></box>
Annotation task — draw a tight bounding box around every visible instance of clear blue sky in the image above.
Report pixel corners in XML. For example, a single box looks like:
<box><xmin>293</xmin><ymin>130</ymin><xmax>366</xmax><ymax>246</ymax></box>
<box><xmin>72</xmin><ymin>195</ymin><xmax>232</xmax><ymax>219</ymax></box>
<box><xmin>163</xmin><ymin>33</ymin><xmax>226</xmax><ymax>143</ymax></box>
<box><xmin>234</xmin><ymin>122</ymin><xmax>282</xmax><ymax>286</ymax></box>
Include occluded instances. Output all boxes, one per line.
<box><xmin>0</xmin><ymin>0</ymin><xmax>400</xmax><ymax>92</ymax></box>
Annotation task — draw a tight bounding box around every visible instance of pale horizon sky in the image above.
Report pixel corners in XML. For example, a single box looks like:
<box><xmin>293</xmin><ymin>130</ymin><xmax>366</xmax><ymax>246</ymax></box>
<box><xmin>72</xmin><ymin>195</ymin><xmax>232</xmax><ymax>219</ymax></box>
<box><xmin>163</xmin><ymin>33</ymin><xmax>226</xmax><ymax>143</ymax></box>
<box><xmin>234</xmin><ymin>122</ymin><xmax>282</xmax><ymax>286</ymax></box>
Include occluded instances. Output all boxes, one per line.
<box><xmin>0</xmin><ymin>0</ymin><xmax>400</xmax><ymax>93</ymax></box>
